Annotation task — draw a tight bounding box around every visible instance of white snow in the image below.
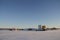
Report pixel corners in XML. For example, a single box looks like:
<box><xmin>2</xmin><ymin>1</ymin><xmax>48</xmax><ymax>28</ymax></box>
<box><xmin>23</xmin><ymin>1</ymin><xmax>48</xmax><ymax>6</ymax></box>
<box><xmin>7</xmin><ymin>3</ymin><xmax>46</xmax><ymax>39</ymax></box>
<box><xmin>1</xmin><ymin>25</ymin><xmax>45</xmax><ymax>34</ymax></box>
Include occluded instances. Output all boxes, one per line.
<box><xmin>0</xmin><ymin>30</ymin><xmax>60</xmax><ymax>40</ymax></box>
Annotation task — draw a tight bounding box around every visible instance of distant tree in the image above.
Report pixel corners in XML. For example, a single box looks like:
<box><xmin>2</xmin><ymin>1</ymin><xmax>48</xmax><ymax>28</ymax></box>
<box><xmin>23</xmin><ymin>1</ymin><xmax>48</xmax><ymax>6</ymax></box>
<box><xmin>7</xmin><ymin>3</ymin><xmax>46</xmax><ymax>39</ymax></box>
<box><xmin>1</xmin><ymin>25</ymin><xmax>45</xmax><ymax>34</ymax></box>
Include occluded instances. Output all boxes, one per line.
<box><xmin>42</xmin><ymin>25</ymin><xmax>46</xmax><ymax>31</ymax></box>
<box><xmin>27</xmin><ymin>28</ymin><xmax>32</xmax><ymax>31</ymax></box>
<box><xmin>51</xmin><ymin>27</ymin><xmax>57</xmax><ymax>30</ymax></box>
<box><xmin>9</xmin><ymin>29</ymin><xmax>13</xmax><ymax>31</ymax></box>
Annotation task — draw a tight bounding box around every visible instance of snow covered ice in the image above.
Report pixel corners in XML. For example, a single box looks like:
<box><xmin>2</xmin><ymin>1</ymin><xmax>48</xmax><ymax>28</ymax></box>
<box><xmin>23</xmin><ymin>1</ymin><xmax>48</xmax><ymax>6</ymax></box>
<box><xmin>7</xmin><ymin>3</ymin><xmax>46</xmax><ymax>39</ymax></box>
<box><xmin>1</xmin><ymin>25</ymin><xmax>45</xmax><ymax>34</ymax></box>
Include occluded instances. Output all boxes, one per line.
<box><xmin>0</xmin><ymin>30</ymin><xmax>60</xmax><ymax>40</ymax></box>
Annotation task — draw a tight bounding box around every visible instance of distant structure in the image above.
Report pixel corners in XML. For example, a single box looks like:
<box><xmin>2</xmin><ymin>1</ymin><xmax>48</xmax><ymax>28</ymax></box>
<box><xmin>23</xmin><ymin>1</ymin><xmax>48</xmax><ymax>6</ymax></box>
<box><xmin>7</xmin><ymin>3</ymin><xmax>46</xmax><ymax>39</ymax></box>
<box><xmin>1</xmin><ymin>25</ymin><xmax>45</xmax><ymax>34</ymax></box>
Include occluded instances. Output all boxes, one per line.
<box><xmin>38</xmin><ymin>25</ymin><xmax>42</xmax><ymax>31</ymax></box>
<box><xmin>38</xmin><ymin>25</ymin><xmax>46</xmax><ymax>31</ymax></box>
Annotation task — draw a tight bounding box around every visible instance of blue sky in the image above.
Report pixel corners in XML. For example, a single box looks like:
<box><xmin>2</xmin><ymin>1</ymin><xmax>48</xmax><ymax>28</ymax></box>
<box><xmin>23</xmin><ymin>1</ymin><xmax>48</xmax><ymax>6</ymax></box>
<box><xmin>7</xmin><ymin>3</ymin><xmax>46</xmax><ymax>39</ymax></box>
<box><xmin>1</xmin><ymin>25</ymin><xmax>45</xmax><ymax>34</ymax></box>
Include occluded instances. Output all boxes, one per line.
<box><xmin>0</xmin><ymin>0</ymin><xmax>60</xmax><ymax>28</ymax></box>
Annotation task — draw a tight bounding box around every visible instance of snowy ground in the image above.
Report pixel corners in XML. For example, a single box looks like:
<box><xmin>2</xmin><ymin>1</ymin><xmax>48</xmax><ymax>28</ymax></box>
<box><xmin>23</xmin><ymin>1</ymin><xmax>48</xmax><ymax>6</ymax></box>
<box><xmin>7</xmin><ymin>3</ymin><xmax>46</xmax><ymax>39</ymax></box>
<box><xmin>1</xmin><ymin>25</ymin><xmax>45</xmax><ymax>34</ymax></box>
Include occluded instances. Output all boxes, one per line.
<box><xmin>0</xmin><ymin>30</ymin><xmax>60</xmax><ymax>40</ymax></box>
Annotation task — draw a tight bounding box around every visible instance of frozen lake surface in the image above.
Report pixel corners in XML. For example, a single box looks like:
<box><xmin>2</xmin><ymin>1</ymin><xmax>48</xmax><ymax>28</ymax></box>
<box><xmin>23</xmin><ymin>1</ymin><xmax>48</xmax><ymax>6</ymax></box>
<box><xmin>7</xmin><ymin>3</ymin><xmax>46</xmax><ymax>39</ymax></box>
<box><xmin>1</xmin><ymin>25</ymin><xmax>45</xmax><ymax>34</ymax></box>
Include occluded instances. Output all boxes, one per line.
<box><xmin>0</xmin><ymin>30</ymin><xmax>60</xmax><ymax>40</ymax></box>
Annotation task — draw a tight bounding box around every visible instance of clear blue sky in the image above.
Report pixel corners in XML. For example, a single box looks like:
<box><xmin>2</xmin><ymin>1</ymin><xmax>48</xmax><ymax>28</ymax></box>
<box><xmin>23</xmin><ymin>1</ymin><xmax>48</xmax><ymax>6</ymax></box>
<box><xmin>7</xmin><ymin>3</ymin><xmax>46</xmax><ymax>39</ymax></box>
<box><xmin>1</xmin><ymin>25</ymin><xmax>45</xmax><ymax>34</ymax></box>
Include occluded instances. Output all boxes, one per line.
<box><xmin>0</xmin><ymin>0</ymin><xmax>60</xmax><ymax>28</ymax></box>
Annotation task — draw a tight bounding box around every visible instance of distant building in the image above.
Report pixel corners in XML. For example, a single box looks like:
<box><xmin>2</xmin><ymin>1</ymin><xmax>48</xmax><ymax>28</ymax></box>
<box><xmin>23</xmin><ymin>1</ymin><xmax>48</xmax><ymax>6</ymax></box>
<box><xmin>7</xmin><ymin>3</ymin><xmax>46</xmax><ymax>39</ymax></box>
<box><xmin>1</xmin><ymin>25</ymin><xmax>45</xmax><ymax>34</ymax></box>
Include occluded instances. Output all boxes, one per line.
<box><xmin>38</xmin><ymin>25</ymin><xmax>42</xmax><ymax>31</ymax></box>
